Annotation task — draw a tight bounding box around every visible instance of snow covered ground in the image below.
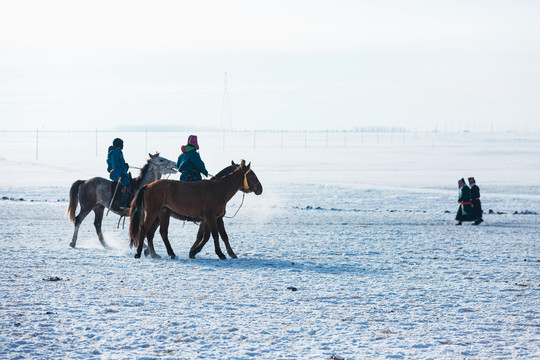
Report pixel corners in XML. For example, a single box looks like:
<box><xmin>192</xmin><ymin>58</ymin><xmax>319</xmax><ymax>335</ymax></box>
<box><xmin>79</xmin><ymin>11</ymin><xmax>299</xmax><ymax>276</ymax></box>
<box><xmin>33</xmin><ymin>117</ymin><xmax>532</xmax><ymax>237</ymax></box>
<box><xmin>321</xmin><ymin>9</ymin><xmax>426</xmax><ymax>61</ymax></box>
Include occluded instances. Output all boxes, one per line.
<box><xmin>0</xmin><ymin>130</ymin><xmax>539</xmax><ymax>359</ymax></box>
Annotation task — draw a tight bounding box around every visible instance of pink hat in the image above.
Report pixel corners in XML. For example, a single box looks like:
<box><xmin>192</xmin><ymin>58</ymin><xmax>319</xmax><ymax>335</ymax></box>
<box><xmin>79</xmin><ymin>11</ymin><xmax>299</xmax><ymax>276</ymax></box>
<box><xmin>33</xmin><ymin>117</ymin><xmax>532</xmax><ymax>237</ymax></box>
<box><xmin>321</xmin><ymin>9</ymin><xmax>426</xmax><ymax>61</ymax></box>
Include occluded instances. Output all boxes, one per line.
<box><xmin>187</xmin><ymin>135</ymin><xmax>199</xmax><ymax>150</ymax></box>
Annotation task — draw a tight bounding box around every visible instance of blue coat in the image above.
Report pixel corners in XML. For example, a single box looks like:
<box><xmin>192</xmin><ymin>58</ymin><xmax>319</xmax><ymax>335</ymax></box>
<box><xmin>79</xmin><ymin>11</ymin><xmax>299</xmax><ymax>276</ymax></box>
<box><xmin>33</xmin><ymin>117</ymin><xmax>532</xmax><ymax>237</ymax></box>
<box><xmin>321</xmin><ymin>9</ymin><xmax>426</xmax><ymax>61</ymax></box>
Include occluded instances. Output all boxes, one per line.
<box><xmin>107</xmin><ymin>147</ymin><xmax>130</xmax><ymax>186</ymax></box>
<box><xmin>177</xmin><ymin>147</ymin><xmax>208</xmax><ymax>182</ymax></box>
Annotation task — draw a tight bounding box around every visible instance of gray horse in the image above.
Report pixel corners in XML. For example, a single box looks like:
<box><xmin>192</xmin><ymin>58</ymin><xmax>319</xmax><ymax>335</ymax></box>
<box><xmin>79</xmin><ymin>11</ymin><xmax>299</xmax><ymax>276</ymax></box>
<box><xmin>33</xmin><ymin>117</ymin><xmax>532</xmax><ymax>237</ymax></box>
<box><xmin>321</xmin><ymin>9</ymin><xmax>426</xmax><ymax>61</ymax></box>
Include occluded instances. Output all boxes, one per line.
<box><xmin>67</xmin><ymin>152</ymin><xmax>177</xmax><ymax>248</ymax></box>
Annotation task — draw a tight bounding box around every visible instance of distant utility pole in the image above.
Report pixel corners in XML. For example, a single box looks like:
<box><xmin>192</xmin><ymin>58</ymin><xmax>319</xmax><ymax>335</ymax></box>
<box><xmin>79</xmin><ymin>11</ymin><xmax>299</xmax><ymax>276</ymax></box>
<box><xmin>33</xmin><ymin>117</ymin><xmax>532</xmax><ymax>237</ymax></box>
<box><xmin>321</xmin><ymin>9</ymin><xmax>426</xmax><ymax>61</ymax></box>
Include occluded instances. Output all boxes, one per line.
<box><xmin>36</xmin><ymin>129</ymin><xmax>39</xmax><ymax>160</ymax></box>
<box><xmin>220</xmin><ymin>71</ymin><xmax>232</xmax><ymax>130</ymax></box>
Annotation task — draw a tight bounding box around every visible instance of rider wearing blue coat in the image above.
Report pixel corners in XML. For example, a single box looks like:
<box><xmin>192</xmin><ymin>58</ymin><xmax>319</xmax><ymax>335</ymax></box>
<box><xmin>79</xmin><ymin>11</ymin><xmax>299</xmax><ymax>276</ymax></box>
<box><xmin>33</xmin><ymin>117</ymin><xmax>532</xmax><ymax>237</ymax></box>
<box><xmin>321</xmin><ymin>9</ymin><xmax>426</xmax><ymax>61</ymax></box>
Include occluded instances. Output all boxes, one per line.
<box><xmin>177</xmin><ymin>135</ymin><xmax>208</xmax><ymax>182</ymax></box>
<box><xmin>107</xmin><ymin>138</ymin><xmax>131</xmax><ymax>209</ymax></box>
<box><xmin>107</xmin><ymin>138</ymin><xmax>130</xmax><ymax>186</ymax></box>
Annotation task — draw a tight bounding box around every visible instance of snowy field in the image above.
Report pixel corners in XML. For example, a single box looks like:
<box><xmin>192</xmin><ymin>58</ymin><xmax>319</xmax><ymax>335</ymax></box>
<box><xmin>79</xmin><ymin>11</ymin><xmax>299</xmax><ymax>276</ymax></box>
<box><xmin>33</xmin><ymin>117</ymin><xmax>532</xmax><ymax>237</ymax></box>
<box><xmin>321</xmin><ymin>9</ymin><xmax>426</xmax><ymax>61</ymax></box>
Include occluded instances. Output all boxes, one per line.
<box><xmin>0</xmin><ymin>130</ymin><xmax>539</xmax><ymax>359</ymax></box>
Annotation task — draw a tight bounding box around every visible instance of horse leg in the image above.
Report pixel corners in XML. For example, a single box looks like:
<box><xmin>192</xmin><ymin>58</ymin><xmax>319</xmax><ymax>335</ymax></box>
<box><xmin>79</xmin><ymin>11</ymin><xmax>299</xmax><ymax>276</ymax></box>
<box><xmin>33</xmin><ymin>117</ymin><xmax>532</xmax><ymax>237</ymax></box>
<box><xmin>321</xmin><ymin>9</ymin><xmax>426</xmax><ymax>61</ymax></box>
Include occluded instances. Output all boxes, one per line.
<box><xmin>158</xmin><ymin>209</ymin><xmax>176</xmax><ymax>259</ymax></box>
<box><xmin>190</xmin><ymin>222</ymin><xmax>213</xmax><ymax>258</ymax></box>
<box><xmin>207</xmin><ymin>216</ymin><xmax>226</xmax><ymax>260</ymax></box>
<box><xmin>135</xmin><ymin>209</ymin><xmax>159</xmax><ymax>259</ymax></box>
<box><xmin>93</xmin><ymin>205</ymin><xmax>109</xmax><ymax>248</ymax></box>
<box><xmin>218</xmin><ymin>217</ymin><xmax>237</xmax><ymax>259</ymax></box>
<box><xmin>189</xmin><ymin>221</ymin><xmax>206</xmax><ymax>258</ymax></box>
<box><xmin>144</xmin><ymin>218</ymin><xmax>160</xmax><ymax>258</ymax></box>
<box><xmin>70</xmin><ymin>206</ymin><xmax>93</xmax><ymax>248</ymax></box>
<box><xmin>135</xmin><ymin>223</ymin><xmax>148</xmax><ymax>258</ymax></box>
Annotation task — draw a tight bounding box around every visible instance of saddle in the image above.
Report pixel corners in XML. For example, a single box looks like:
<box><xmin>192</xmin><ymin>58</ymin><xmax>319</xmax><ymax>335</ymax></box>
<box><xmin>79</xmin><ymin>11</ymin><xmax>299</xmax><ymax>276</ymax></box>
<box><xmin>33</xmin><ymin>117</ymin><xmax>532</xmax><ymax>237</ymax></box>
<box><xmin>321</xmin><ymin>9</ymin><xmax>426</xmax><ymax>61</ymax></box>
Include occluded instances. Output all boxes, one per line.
<box><xmin>109</xmin><ymin>175</ymin><xmax>135</xmax><ymax>211</ymax></box>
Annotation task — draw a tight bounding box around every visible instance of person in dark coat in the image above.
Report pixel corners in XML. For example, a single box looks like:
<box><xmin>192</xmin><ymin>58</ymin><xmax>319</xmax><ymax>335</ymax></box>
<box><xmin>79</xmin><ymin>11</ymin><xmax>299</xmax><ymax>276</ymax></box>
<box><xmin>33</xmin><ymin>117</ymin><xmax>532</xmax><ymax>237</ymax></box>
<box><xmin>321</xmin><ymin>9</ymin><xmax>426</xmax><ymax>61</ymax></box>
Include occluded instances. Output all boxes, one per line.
<box><xmin>468</xmin><ymin>177</ymin><xmax>483</xmax><ymax>225</ymax></box>
<box><xmin>106</xmin><ymin>138</ymin><xmax>131</xmax><ymax>209</ymax></box>
<box><xmin>455</xmin><ymin>178</ymin><xmax>475</xmax><ymax>225</ymax></box>
<box><xmin>177</xmin><ymin>135</ymin><xmax>208</xmax><ymax>182</ymax></box>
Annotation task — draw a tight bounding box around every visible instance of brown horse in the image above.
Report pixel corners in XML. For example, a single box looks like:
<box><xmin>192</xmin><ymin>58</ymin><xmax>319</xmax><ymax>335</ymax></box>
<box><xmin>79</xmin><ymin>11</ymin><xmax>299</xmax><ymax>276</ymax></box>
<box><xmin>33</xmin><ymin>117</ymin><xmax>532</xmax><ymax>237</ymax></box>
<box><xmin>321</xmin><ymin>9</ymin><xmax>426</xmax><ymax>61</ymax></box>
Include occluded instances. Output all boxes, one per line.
<box><xmin>67</xmin><ymin>153</ymin><xmax>177</xmax><ymax>248</ymax></box>
<box><xmin>129</xmin><ymin>161</ymin><xmax>263</xmax><ymax>259</ymax></box>
<box><xmin>142</xmin><ymin>162</ymin><xmax>242</xmax><ymax>259</ymax></box>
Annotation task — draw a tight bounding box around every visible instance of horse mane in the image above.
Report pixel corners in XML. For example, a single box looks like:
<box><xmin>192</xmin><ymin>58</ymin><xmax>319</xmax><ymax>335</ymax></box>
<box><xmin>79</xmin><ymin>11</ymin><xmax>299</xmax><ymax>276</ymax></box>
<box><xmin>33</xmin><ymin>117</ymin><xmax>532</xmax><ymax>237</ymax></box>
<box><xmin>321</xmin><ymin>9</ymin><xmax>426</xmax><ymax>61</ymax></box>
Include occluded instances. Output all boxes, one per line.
<box><xmin>211</xmin><ymin>161</ymin><xmax>250</xmax><ymax>184</ymax></box>
<box><xmin>133</xmin><ymin>152</ymin><xmax>160</xmax><ymax>187</ymax></box>
<box><xmin>212</xmin><ymin>164</ymin><xmax>237</xmax><ymax>180</ymax></box>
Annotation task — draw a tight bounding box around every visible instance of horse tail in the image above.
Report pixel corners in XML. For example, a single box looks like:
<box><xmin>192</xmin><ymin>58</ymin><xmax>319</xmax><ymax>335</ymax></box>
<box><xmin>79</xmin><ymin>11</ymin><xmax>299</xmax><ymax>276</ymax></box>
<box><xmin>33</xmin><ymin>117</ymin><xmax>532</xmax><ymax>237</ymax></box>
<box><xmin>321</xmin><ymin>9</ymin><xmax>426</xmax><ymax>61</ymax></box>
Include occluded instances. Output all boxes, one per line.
<box><xmin>129</xmin><ymin>185</ymin><xmax>147</xmax><ymax>248</ymax></box>
<box><xmin>67</xmin><ymin>180</ymin><xmax>85</xmax><ymax>224</ymax></box>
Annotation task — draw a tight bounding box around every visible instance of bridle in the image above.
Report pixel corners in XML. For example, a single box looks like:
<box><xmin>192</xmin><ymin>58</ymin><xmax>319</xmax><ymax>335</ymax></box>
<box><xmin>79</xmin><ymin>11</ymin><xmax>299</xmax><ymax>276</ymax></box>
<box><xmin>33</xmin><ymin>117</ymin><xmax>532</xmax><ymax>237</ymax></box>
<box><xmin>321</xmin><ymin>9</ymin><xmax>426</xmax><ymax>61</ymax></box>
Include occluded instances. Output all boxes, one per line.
<box><xmin>243</xmin><ymin>169</ymin><xmax>252</xmax><ymax>190</ymax></box>
<box><xmin>149</xmin><ymin>158</ymin><xmax>177</xmax><ymax>179</ymax></box>
<box><xmin>233</xmin><ymin>165</ymin><xmax>256</xmax><ymax>191</ymax></box>
<box><xmin>224</xmin><ymin>164</ymin><xmax>260</xmax><ymax>219</ymax></box>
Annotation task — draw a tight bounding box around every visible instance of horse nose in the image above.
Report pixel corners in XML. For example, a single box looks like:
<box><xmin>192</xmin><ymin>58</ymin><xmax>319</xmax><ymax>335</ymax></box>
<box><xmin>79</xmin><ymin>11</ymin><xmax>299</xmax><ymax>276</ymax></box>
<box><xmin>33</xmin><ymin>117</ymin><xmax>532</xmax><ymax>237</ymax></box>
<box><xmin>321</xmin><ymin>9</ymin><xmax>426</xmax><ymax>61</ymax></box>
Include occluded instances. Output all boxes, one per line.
<box><xmin>255</xmin><ymin>185</ymin><xmax>263</xmax><ymax>195</ymax></box>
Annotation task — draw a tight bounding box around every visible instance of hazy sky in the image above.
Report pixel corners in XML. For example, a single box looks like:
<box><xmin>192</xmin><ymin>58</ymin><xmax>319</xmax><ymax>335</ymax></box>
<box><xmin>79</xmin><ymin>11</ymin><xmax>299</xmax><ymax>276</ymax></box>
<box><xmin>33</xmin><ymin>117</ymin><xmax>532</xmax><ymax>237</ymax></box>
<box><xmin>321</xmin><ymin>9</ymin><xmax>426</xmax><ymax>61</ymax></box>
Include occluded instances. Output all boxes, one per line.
<box><xmin>1</xmin><ymin>0</ymin><xmax>539</xmax><ymax>131</ymax></box>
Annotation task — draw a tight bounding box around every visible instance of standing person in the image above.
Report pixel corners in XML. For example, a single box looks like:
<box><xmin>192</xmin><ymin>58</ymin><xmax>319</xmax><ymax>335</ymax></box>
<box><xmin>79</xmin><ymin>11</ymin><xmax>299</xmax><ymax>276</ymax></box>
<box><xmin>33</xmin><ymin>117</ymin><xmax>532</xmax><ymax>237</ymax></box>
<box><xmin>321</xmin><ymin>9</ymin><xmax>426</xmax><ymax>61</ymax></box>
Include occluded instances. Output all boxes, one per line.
<box><xmin>468</xmin><ymin>177</ymin><xmax>483</xmax><ymax>225</ymax></box>
<box><xmin>455</xmin><ymin>178</ymin><xmax>475</xmax><ymax>225</ymax></box>
<box><xmin>177</xmin><ymin>135</ymin><xmax>208</xmax><ymax>182</ymax></box>
<box><xmin>107</xmin><ymin>138</ymin><xmax>131</xmax><ymax>209</ymax></box>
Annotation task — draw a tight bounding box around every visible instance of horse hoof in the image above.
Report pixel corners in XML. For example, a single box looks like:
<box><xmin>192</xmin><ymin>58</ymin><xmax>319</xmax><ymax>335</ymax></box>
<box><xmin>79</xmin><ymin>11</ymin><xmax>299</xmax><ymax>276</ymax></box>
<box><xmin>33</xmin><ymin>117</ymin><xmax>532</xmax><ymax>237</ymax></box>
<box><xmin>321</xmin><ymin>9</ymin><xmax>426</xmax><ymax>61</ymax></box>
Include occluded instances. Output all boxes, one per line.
<box><xmin>189</xmin><ymin>251</ymin><xmax>196</xmax><ymax>259</ymax></box>
<box><xmin>144</xmin><ymin>248</ymin><xmax>150</xmax><ymax>257</ymax></box>
<box><xmin>151</xmin><ymin>253</ymin><xmax>161</xmax><ymax>259</ymax></box>
<box><xmin>134</xmin><ymin>253</ymin><xmax>141</xmax><ymax>259</ymax></box>
<box><xmin>218</xmin><ymin>254</ymin><xmax>227</xmax><ymax>260</ymax></box>
<box><xmin>170</xmin><ymin>254</ymin><xmax>176</xmax><ymax>260</ymax></box>
<box><xmin>69</xmin><ymin>242</ymin><xmax>76</xmax><ymax>248</ymax></box>
<box><xmin>230</xmin><ymin>254</ymin><xmax>238</xmax><ymax>259</ymax></box>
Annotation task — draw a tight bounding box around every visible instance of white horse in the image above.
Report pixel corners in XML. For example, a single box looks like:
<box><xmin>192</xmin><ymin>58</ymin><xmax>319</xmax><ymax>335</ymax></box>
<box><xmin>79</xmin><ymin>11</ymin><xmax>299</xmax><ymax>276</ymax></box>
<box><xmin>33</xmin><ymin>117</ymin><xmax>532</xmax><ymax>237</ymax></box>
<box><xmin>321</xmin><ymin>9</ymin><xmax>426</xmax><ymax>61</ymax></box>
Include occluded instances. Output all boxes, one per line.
<box><xmin>67</xmin><ymin>153</ymin><xmax>177</xmax><ymax>248</ymax></box>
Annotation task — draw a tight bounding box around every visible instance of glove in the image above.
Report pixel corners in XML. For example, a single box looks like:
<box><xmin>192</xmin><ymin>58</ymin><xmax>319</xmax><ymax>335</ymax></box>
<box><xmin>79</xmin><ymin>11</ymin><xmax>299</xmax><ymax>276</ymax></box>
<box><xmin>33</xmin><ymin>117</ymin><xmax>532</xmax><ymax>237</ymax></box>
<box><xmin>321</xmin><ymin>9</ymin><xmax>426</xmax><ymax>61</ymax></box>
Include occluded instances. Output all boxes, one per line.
<box><xmin>125</xmin><ymin>163</ymin><xmax>129</xmax><ymax>170</ymax></box>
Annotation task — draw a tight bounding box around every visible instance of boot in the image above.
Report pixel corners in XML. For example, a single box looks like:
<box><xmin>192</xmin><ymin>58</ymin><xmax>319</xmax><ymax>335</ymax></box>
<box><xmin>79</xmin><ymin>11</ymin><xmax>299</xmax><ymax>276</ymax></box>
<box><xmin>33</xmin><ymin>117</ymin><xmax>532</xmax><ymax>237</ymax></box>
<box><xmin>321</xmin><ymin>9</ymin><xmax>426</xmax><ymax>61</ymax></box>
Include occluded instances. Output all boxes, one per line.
<box><xmin>119</xmin><ymin>190</ymin><xmax>129</xmax><ymax>210</ymax></box>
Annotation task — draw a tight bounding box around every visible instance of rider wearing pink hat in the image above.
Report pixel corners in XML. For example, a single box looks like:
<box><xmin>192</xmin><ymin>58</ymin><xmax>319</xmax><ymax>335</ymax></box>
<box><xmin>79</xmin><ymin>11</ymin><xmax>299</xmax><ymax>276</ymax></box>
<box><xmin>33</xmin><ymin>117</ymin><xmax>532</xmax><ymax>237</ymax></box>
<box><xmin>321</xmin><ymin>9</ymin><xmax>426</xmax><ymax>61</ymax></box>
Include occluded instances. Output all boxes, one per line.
<box><xmin>176</xmin><ymin>135</ymin><xmax>208</xmax><ymax>182</ymax></box>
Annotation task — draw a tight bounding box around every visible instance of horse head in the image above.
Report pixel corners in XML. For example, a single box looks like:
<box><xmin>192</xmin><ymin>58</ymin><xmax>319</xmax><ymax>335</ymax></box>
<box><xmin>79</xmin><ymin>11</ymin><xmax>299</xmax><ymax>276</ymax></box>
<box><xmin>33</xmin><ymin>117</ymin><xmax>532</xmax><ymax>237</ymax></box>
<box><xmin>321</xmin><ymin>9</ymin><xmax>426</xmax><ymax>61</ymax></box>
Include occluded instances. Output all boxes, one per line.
<box><xmin>237</xmin><ymin>160</ymin><xmax>263</xmax><ymax>195</ymax></box>
<box><xmin>148</xmin><ymin>152</ymin><xmax>178</xmax><ymax>176</ymax></box>
<box><xmin>136</xmin><ymin>153</ymin><xmax>177</xmax><ymax>185</ymax></box>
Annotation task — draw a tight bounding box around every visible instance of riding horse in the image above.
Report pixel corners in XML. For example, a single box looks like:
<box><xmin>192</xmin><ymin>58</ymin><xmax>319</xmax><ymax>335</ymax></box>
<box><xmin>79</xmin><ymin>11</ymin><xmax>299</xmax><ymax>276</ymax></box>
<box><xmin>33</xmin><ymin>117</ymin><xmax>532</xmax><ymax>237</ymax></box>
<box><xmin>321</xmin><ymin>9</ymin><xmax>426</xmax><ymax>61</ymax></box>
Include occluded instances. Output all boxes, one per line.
<box><xmin>129</xmin><ymin>160</ymin><xmax>263</xmax><ymax>259</ymax></box>
<box><xmin>67</xmin><ymin>153</ymin><xmax>177</xmax><ymax>248</ymax></box>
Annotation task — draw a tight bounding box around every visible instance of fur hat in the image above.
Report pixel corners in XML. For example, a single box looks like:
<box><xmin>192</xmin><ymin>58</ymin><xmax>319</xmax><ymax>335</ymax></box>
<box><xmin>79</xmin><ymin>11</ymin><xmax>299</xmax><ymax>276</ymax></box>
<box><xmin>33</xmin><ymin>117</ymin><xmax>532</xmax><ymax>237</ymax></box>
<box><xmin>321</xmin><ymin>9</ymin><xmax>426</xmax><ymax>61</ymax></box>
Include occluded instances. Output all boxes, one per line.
<box><xmin>187</xmin><ymin>135</ymin><xmax>199</xmax><ymax>150</ymax></box>
<box><xmin>113</xmin><ymin>138</ymin><xmax>124</xmax><ymax>149</ymax></box>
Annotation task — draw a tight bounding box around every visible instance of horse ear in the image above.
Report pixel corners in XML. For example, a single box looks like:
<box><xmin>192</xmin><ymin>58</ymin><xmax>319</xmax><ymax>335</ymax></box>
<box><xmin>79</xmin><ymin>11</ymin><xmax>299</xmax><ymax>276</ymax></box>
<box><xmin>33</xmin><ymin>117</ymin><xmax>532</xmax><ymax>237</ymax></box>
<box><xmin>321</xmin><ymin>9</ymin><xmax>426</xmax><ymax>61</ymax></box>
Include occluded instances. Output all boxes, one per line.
<box><xmin>240</xmin><ymin>159</ymin><xmax>245</xmax><ymax>167</ymax></box>
<box><xmin>149</xmin><ymin>153</ymin><xmax>155</xmax><ymax>159</ymax></box>
<box><xmin>231</xmin><ymin>160</ymin><xmax>235</xmax><ymax>166</ymax></box>
<box><xmin>247</xmin><ymin>162</ymin><xmax>251</xmax><ymax>169</ymax></box>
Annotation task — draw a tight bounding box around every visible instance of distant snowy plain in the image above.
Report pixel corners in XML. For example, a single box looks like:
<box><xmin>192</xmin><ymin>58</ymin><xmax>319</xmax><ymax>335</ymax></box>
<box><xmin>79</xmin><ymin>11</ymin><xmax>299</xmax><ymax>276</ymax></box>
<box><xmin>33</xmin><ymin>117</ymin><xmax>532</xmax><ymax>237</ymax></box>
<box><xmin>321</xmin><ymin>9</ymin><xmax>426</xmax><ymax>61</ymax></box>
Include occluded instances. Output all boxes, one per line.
<box><xmin>1</xmin><ymin>130</ymin><xmax>539</xmax><ymax>359</ymax></box>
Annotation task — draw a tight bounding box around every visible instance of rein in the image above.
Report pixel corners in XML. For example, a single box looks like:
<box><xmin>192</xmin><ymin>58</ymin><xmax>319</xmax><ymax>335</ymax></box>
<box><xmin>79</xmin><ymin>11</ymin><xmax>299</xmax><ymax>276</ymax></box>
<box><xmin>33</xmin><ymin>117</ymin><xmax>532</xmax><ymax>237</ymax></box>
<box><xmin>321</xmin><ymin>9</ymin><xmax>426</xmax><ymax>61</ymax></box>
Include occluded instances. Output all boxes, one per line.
<box><xmin>222</xmin><ymin>166</ymin><xmax>252</xmax><ymax>218</ymax></box>
<box><xmin>154</xmin><ymin>162</ymin><xmax>174</xmax><ymax>174</ymax></box>
<box><xmin>224</xmin><ymin>192</ymin><xmax>246</xmax><ymax>219</ymax></box>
